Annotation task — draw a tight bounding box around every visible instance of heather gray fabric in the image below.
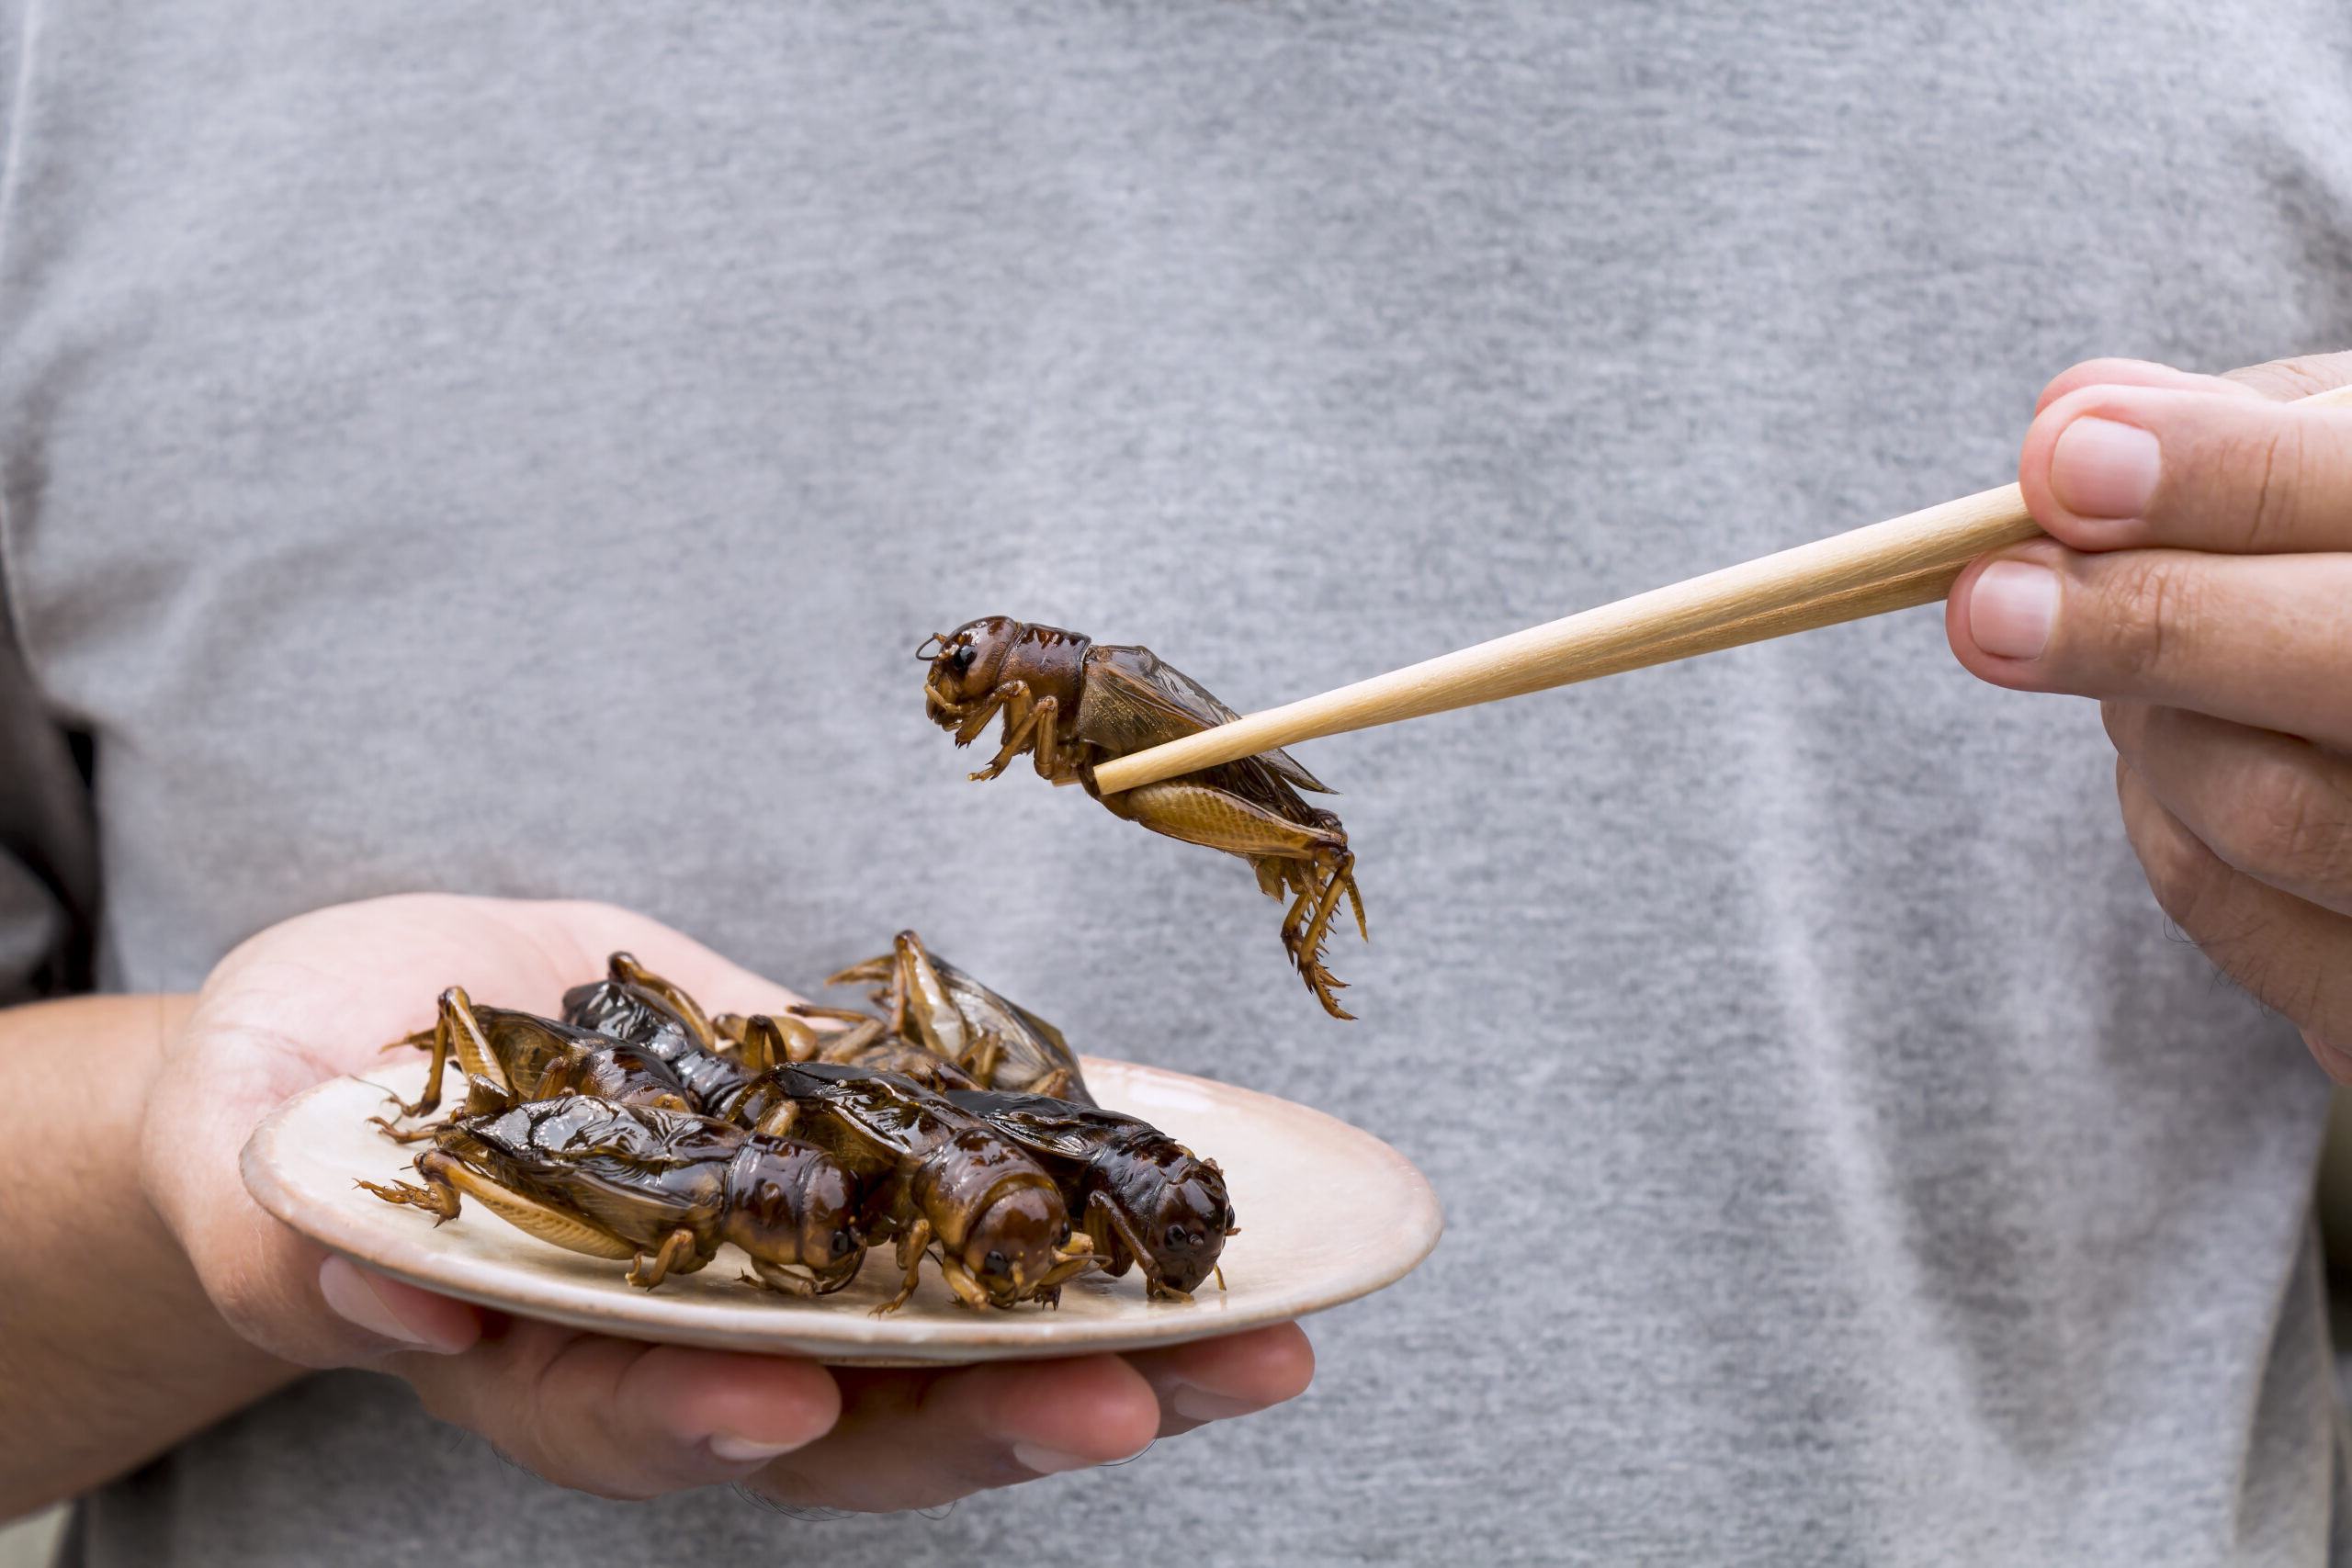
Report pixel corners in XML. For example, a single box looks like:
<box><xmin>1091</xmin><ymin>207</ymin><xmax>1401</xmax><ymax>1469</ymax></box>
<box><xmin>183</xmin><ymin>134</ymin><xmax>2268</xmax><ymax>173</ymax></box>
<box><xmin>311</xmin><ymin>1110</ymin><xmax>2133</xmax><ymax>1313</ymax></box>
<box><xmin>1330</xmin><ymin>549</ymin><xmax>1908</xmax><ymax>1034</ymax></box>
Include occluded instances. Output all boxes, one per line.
<box><xmin>4</xmin><ymin>2</ymin><xmax>2345</xmax><ymax>1562</ymax></box>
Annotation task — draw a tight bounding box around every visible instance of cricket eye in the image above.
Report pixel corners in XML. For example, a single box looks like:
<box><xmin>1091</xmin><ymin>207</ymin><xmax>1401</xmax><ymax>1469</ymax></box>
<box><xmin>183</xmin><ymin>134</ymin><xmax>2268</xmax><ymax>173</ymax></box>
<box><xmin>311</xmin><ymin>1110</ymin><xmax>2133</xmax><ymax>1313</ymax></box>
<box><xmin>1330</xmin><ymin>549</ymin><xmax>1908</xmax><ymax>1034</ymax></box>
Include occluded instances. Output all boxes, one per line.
<box><xmin>831</xmin><ymin>1229</ymin><xmax>856</xmax><ymax>1257</ymax></box>
<box><xmin>1165</xmin><ymin>1224</ymin><xmax>1191</xmax><ymax>1250</ymax></box>
<box><xmin>985</xmin><ymin>1249</ymin><xmax>1010</xmax><ymax>1276</ymax></box>
<box><xmin>950</xmin><ymin>646</ymin><xmax>976</xmax><ymax>672</ymax></box>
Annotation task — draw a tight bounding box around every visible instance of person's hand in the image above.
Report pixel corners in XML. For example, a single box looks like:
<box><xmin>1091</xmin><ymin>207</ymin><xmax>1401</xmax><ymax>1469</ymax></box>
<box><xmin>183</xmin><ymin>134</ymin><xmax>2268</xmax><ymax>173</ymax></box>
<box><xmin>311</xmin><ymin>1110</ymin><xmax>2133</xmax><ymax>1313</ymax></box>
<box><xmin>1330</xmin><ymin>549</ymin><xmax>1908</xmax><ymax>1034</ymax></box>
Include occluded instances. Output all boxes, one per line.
<box><xmin>142</xmin><ymin>893</ymin><xmax>1312</xmax><ymax>1510</ymax></box>
<box><xmin>1947</xmin><ymin>353</ymin><xmax>2352</xmax><ymax>1077</ymax></box>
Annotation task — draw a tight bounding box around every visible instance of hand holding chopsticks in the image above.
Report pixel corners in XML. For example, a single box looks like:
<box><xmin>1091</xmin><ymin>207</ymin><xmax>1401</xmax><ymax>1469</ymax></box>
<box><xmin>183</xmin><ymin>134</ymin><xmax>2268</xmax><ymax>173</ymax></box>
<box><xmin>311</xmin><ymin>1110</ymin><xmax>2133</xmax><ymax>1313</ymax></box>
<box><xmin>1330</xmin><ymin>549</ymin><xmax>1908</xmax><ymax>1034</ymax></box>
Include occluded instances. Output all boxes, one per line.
<box><xmin>1091</xmin><ymin>378</ymin><xmax>2352</xmax><ymax>796</ymax></box>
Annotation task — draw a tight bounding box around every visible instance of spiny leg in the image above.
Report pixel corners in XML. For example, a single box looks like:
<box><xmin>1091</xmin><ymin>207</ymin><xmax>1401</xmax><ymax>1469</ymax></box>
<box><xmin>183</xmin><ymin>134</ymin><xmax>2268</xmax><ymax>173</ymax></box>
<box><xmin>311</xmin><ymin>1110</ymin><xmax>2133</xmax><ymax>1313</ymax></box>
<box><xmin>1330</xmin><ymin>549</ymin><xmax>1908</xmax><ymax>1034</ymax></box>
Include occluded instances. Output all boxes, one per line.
<box><xmin>1291</xmin><ymin>847</ymin><xmax>1360</xmax><ymax>1018</ymax></box>
<box><xmin>357</xmin><ymin>1148</ymin><xmax>467</xmax><ymax>1221</ymax></box>
<box><xmin>1261</xmin><ymin>848</ymin><xmax>1362</xmax><ymax>1020</ymax></box>
<box><xmin>1272</xmin><ymin>872</ymin><xmax>1316</xmax><ymax>962</ymax></box>
<box><xmin>407</xmin><ymin>1151</ymin><xmax>639</xmax><ymax>1261</ymax></box>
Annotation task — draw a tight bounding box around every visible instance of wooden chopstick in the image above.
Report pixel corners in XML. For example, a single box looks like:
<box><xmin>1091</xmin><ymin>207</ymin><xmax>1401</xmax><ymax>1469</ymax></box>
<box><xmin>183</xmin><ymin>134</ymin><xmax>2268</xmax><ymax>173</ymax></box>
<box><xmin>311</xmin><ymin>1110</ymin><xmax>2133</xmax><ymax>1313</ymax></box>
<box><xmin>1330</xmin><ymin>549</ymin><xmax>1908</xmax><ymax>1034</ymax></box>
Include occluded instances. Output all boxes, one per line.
<box><xmin>1091</xmin><ymin>378</ymin><xmax>2352</xmax><ymax>796</ymax></box>
<box><xmin>1091</xmin><ymin>484</ymin><xmax>2031</xmax><ymax>793</ymax></box>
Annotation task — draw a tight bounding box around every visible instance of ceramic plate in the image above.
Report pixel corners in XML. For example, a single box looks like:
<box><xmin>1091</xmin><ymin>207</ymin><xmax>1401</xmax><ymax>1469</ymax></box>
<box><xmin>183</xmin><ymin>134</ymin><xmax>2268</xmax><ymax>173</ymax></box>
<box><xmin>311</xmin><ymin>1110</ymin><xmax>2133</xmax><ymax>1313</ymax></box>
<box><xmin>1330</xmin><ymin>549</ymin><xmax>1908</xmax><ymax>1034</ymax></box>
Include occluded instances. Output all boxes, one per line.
<box><xmin>242</xmin><ymin>1057</ymin><xmax>1442</xmax><ymax>1364</ymax></box>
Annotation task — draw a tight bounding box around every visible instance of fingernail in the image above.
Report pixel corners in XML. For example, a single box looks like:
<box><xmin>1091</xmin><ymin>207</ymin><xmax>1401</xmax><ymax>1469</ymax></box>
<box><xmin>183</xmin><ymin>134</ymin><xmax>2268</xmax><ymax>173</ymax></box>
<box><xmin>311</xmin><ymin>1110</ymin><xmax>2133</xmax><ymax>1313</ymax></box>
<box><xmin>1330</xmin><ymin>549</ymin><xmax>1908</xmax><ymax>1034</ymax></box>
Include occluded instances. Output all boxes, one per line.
<box><xmin>1170</xmin><ymin>1385</ymin><xmax>1261</xmax><ymax>1421</ymax></box>
<box><xmin>2050</xmin><ymin>416</ymin><xmax>2160</xmax><ymax>518</ymax></box>
<box><xmin>1969</xmin><ymin>560</ymin><xmax>2059</xmax><ymax>660</ymax></box>
<box><xmin>319</xmin><ymin>1256</ymin><xmax>458</xmax><ymax>1352</ymax></box>
<box><xmin>708</xmin><ymin>1432</ymin><xmax>815</xmax><ymax>1463</ymax></box>
<box><xmin>1011</xmin><ymin>1442</ymin><xmax>1097</xmax><ymax>1475</ymax></box>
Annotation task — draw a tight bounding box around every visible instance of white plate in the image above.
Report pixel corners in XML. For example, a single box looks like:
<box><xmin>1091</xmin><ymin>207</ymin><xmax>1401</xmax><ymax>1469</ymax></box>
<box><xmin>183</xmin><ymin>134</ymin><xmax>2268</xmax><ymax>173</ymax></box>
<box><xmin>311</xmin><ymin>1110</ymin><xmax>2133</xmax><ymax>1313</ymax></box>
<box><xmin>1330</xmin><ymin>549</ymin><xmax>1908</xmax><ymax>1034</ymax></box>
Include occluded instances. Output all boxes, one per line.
<box><xmin>242</xmin><ymin>1057</ymin><xmax>1442</xmax><ymax>1364</ymax></box>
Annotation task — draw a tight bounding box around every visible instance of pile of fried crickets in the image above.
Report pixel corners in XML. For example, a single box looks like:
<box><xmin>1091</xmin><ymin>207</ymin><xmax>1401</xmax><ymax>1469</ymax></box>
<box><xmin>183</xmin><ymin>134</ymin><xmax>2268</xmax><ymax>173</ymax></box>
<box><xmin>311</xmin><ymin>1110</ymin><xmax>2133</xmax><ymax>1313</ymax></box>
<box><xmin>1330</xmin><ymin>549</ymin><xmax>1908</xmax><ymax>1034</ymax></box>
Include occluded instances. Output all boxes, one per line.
<box><xmin>362</xmin><ymin>932</ymin><xmax>1235</xmax><ymax>1314</ymax></box>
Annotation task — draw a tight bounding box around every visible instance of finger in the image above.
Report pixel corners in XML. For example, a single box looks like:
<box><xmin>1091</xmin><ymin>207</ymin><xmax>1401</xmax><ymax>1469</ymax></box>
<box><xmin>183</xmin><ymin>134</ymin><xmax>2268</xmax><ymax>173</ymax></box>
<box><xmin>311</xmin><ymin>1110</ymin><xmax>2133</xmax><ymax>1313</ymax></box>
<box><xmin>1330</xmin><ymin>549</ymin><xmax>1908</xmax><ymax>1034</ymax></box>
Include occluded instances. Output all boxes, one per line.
<box><xmin>315</xmin><ymin>1258</ymin><xmax>479</xmax><ymax>1355</ymax></box>
<box><xmin>1122</xmin><ymin>1322</ymin><xmax>1316</xmax><ymax>1437</ymax></box>
<box><xmin>2103</xmin><ymin>703</ymin><xmax>2352</xmax><ymax>919</ymax></box>
<box><xmin>401</xmin><ymin>1324</ymin><xmax>841</xmax><ymax>1499</ymax></box>
<box><xmin>756</xmin><ymin>1354</ymin><xmax>1162</xmax><ymax>1514</ymax></box>
<box><xmin>2032</xmin><ymin>356</ymin><xmax>2254</xmax><ymax>416</ymax></box>
<box><xmin>2113</xmin><ymin>758</ymin><xmax>2352</xmax><ymax>1078</ymax></box>
<box><xmin>2218</xmin><ymin>350</ymin><xmax>2352</xmax><ymax>403</ymax></box>
<box><xmin>1945</xmin><ymin>541</ymin><xmax>2352</xmax><ymax>749</ymax></box>
<box><xmin>2018</xmin><ymin>382</ymin><xmax>2352</xmax><ymax>555</ymax></box>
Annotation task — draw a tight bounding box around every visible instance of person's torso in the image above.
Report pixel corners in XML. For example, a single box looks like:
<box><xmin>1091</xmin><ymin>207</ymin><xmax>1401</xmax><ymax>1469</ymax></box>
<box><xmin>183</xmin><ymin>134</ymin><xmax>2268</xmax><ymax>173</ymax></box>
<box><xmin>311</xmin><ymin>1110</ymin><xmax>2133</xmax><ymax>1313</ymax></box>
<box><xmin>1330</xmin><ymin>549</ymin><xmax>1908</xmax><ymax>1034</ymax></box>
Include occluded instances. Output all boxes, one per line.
<box><xmin>3</xmin><ymin>3</ymin><xmax>2336</xmax><ymax>1562</ymax></box>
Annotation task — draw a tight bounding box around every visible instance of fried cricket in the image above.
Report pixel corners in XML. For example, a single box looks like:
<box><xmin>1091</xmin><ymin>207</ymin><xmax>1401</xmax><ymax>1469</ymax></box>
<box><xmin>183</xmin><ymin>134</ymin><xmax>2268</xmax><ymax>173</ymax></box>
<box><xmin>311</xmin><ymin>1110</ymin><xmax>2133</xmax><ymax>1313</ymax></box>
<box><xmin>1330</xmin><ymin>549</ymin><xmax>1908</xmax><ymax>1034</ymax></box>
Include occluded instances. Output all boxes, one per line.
<box><xmin>380</xmin><ymin>985</ymin><xmax>696</xmax><ymax>1134</ymax></box>
<box><xmin>919</xmin><ymin>617</ymin><xmax>1367</xmax><ymax>1018</ymax></box>
<box><xmin>362</xmin><ymin>1097</ymin><xmax>865</xmax><ymax>1296</ymax></box>
<box><xmin>735</xmin><ymin>1063</ymin><xmax>1100</xmax><ymax>1313</ymax></box>
<box><xmin>944</xmin><ymin>1089</ymin><xmax>1235</xmax><ymax>1301</ymax></box>
<box><xmin>824</xmin><ymin>930</ymin><xmax>1092</xmax><ymax>1102</ymax></box>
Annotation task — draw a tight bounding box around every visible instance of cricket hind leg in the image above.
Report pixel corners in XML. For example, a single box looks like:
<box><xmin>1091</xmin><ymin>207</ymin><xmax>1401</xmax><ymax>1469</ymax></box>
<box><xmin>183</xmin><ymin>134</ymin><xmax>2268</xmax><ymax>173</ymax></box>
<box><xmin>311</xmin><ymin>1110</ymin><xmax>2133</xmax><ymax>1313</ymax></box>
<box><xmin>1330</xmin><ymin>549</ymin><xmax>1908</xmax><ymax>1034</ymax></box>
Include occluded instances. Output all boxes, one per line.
<box><xmin>1291</xmin><ymin>845</ymin><xmax>1361</xmax><ymax>1020</ymax></box>
<box><xmin>358</xmin><ymin>1147</ymin><xmax>467</xmax><ymax>1221</ymax></box>
<box><xmin>368</xmin><ymin>1148</ymin><xmax>644</xmax><ymax>1269</ymax></box>
<box><xmin>1106</xmin><ymin>777</ymin><xmax>1367</xmax><ymax>1011</ymax></box>
<box><xmin>1258</xmin><ymin>852</ymin><xmax>1359</xmax><ymax>1021</ymax></box>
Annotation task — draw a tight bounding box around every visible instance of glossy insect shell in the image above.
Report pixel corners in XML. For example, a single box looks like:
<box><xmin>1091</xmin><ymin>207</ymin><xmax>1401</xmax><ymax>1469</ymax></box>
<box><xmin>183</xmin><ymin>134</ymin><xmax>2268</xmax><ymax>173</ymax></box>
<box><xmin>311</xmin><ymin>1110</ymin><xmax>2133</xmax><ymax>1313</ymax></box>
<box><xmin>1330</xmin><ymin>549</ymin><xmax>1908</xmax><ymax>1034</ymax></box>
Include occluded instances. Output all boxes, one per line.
<box><xmin>922</xmin><ymin>617</ymin><xmax>1090</xmax><ymax>725</ymax></box>
<box><xmin>562</xmin><ymin>976</ymin><xmax>759</xmax><ymax>1115</ymax></box>
<box><xmin>942</xmin><ymin>1090</ymin><xmax>1233</xmax><ymax>1296</ymax></box>
<box><xmin>1099</xmin><ymin>1134</ymin><xmax>1233</xmax><ymax>1295</ymax></box>
<box><xmin>775</xmin><ymin>1063</ymin><xmax>1072</xmax><ymax>1301</ymax></box>
<box><xmin>720</xmin><ymin>1137</ymin><xmax>864</xmax><ymax>1271</ymax></box>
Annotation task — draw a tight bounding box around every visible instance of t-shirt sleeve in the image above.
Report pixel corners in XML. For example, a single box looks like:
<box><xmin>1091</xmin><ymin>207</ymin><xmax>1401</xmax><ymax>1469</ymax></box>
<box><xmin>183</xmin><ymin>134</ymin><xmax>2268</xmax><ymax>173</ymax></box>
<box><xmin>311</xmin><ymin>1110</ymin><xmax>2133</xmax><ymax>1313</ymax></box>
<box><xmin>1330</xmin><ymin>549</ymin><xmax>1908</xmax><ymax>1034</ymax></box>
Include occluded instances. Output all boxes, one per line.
<box><xmin>0</xmin><ymin>585</ymin><xmax>97</xmax><ymax>1003</ymax></box>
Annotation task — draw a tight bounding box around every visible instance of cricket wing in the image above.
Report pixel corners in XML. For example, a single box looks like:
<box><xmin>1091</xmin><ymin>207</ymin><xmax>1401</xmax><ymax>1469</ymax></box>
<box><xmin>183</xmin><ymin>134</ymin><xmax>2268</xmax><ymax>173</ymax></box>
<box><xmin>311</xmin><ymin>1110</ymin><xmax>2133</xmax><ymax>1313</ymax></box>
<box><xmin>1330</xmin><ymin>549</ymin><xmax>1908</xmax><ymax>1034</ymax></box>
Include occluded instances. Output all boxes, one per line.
<box><xmin>943</xmin><ymin>1092</ymin><xmax>1112</xmax><ymax>1161</ymax></box>
<box><xmin>1076</xmin><ymin>645</ymin><xmax>1335</xmax><ymax>794</ymax></box>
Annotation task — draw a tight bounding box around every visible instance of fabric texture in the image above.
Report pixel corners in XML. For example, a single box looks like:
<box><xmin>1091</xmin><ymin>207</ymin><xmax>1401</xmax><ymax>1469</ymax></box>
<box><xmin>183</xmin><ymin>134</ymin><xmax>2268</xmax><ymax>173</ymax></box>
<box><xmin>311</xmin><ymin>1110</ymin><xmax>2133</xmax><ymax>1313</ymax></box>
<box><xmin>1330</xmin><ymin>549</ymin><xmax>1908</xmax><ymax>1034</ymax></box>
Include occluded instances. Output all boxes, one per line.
<box><xmin>2</xmin><ymin>2</ymin><xmax>2344</xmax><ymax>1562</ymax></box>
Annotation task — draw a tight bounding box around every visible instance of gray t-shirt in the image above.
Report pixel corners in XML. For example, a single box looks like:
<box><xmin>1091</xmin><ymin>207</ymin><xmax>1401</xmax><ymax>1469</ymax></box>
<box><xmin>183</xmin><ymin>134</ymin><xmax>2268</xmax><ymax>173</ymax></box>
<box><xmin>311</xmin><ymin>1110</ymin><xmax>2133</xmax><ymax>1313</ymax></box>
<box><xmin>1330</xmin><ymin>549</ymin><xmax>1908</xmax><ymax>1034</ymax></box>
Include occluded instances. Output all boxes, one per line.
<box><xmin>3</xmin><ymin>3</ymin><xmax>2340</xmax><ymax>1563</ymax></box>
